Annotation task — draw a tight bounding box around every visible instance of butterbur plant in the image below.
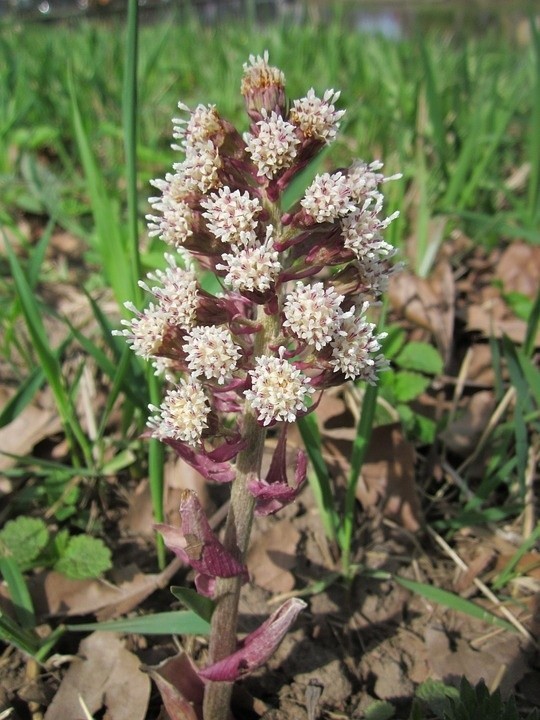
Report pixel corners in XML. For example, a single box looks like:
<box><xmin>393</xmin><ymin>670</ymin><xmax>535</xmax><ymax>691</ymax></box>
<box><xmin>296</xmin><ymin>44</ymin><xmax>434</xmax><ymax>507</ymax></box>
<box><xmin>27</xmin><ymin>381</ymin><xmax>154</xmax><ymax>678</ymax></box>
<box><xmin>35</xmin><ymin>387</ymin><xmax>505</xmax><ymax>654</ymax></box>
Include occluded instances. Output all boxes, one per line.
<box><xmin>116</xmin><ymin>52</ymin><xmax>400</xmax><ymax>720</ymax></box>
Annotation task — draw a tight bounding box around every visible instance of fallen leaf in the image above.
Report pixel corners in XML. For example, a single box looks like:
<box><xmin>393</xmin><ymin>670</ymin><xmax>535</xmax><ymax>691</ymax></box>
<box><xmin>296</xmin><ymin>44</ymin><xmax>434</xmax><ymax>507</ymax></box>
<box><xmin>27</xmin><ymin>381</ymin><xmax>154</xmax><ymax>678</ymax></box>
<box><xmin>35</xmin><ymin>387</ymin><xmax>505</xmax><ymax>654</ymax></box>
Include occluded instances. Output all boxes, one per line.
<box><xmin>424</xmin><ymin>623</ymin><xmax>528</xmax><ymax>697</ymax></box>
<box><xmin>43</xmin><ymin>631</ymin><xmax>150</xmax><ymax>720</ymax></box>
<box><xmin>388</xmin><ymin>260</ymin><xmax>455</xmax><ymax>364</ymax></box>
<box><xmin>440</xmin><ymin>391</ymin><xmax>495</xmax><ymax>456</ymax></box>
<box><xmin>27</xmin><ymin>560</ymin><xmax>183</xmax><ymax>621</ymax></box>
<box><xmin>496</xmin><ymin>242</ymin><xmax>540</xmax><ymax>298</ymax></box>
<box><xmin>247</xmin><ymin>519</ymin><xmax>300</xmax><ymax>593</ymax></box>
<box><xmin>356</xmin><ymin>423</ymin><xmax>422</xmax><ymax>531</ymax></box>
<box><xmin>466</xmin><ymin>295</ymin><xmax>532</xmax><ymax>345</ymax></box>
<box><xmin>0</xmin><ymin>400</ymin><xmax>62</xmax><ymax>474</ymax></box>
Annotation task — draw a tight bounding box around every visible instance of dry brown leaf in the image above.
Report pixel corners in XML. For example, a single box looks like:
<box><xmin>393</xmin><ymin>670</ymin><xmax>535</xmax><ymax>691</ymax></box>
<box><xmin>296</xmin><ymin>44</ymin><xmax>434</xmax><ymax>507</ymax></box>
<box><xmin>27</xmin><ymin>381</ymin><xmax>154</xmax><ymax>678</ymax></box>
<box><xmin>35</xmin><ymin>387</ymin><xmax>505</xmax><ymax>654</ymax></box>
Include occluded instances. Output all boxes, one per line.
<box><xmin>247</xmin><ymin>520</ymin><xmax>300</xmax><ymax>593</ymax></box>
<box><xmin>0</xmin><ymin>401</ymin><xmax>62</xmax><ymax>474</ymax></box>
<box><xmin>440</xmin><ymin>391</ymin><xmax>495</xmax><ymax>456</ymax></box>
<box><xmin>388</xmin><ymin>260</ymin><xmax>455</xmax><ymax>364</ymax></box>
<box><xmin>466</xmin><ymin>296</ymin><xmax>531</xmax><ymax>345</ymax></box>
<box><xmin>496</xmin><ymin>242</ymin><xmax>540</xmax><ymax>298</ymax></box>
<box><xmin>466</xmin><ymin>343</ymin><xmax>497</xmax><ymax>386</ymax></box>
<box><xmin>356</xmin><ymin>423</ymin><xmax>422</xmax><ymax>531</ymax></box>
<box><xmin>120</xmin><ymin>457</ymin><xmax>211</xmax><ymax>537</ymax></box>
<box><xmin>29</xmin><ymin>560</ymin><xmax>183</xmax><ymax>621</ymax></box>
<box><xmin>425</xmin><ymin>623</ymin><xmax>528</xmax><ymax>697</ymax></box>
<box><xmin>494</xmin><ymin>552</ymin><xmax>540</xmax><ymax>581</ymax></box>
<box><xmin>43</xmin><ymin>631</ymin><xmax>150</xmax><ymax>720</ymax></box>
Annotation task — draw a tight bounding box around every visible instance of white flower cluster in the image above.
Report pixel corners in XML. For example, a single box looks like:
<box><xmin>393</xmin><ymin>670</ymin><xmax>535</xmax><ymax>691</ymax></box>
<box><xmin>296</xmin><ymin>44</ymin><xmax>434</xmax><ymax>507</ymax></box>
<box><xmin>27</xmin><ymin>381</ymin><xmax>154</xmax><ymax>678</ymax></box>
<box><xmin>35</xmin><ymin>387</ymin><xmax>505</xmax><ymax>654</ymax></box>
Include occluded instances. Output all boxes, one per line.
<box><xmin>290</xmin><ymin>88</ymin><xmax>345</xmax><ymax>143</ymax></box>
<box><xmin>245</xmin><ymin>110</ymin><xmax>300</xmax><ymax>179</ymax></box>
<box><xmin>183</xmin><ymin>325</ymin><xmax>241</xmax><ymax>385</ymax></box>
<box><xmin>245</xmin><ymin>349</ymin><xmax>315</xmax><ymax>426</ymax></box>
<box><xmin>148</xmin><ymin>379</ymin><xmax>210</xmax><ymax>445</ymax></box>
<box><xmin>138</xmin><ymin>254</ymin><xmax>199</xmax><ymax>329</ymax></box>
<box><xmin>283</xmin><ymin>281</ymin><xmax>350</xmax><ymax>351</ymax></box>
<box><xmin>329</xmin><ymin>302</ymin><xmax>388</xmax><ymax>383</ymax></box>
<box><xmin>201</xmin><ymin>187</ymin><xmax>262</xmax><ymax>247</ymax></box>
<box><xmin>301</xmin><ymin>171</ymin><xmax>357</xmax><ymax>223</ymax></box>
<box><xmin>115</xmin><ymin>301</ymin><xmax>170</xmax><ymax>360</ymax></box>
<box><xmin>216</xmin><ymin>226</ymin><xmax>281</xmax><ymax>293</ymax></box>
<box><xmin>146</xmin><ymin>174</ymin><xmax>194</xmax><ymax>248</ymax></box>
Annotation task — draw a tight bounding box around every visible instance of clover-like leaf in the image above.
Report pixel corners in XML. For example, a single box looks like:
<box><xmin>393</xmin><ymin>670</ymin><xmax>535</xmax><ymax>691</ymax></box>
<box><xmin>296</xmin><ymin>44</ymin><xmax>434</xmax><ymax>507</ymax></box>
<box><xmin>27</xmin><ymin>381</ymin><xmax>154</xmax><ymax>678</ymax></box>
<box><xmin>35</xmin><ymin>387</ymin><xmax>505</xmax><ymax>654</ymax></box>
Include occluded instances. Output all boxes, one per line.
<box><xmin>0</xmin><ymin>516</ymin><xmax>49</xmax><ymax>569</ymax></box>
<box><xmin>394</xmin><ymin>342</ymin><xmax>444</xmax><ymax>375</ymax></box>
<box><xmin>54</xmin><ymin>535</ymin><xmax>112</xmax><ymax>579</ymax></box>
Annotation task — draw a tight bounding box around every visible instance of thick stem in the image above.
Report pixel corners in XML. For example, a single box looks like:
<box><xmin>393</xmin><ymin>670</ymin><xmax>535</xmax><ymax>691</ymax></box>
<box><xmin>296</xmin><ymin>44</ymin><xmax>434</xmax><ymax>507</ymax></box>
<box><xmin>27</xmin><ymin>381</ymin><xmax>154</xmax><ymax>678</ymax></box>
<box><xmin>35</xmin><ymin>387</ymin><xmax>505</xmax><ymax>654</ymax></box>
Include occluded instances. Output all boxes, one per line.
<box><xmin>203</xmin><ymin>309</ymin><xmax>279</xmax><ymax>720</ymax></box>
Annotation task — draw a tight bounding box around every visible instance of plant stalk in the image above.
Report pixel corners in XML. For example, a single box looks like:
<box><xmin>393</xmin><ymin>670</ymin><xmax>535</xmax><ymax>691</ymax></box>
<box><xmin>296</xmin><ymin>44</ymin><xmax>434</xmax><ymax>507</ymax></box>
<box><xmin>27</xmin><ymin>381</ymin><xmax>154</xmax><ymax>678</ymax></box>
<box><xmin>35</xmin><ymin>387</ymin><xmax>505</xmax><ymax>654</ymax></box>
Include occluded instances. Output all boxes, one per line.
<box><xmin>203</xmin><ymin>308</ymin><xmax>279</xmax><ymax>720</ymax></box>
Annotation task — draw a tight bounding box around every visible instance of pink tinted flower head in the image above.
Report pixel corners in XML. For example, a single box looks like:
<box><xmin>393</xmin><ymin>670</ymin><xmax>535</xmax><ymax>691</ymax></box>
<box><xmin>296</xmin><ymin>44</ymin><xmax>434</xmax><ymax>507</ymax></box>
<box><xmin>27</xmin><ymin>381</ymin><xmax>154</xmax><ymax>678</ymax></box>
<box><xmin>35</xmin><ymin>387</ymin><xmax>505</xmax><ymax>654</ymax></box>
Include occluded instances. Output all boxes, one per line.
<box><xmin>174</xmin><ymin>140</ymin><xmax>222</xmax><ymax>194</ymax></box>
<box><xmin>282</xmin><ymin>281</ymin><xmax>349</xmax><ymax>351</ymax></box>
<box><xmin>300</xmin><ymin>171</ymin><xmax>356</xmax><ymax>224</ymax></box>
<box><xmin>241</xmin><ymin>50</ymin><xmax>286</xmax><ymax>118</ymax></box>
<box><xmin>138</xmin><ymin>254</ymin><xmax>199</xmax><ymax>330</ymax></box>
<box><xmin>147</xmin><ymin>379</ymin><xmax>210</xmax><ymax>447</ymax></box>
<box><xmin>200</xmin><ymin>186</ymin><xmax>262</xmax><ymax>248</ymax></box>
<box><xmin>329</xmin><ymin>303</ymin><xmax>388</xmax><ymax>382</ymax></box>
<box><xmin>348</xmin><ymin>158</ymin><xmax>403</xmax><ymax>205</ymax></box>
<box><xmin>290</xmin><ymin>88</ymin><xmax>345</xmax><ymax>143</ymax></box>
<box><xmin>216</xmin><ymin>225</ymin><xmax>281</xmax><ymax>294</ymax></box>
<box><xmin>342</xmin><ymin>201</ymin><xmax>399</xmax><ymax>262</ymax></box>
<box><xmin>245</xmin><ymin>110</ymin><xmax>300</xmax><ymax>179</ymax></box>
<box><xmin>173</xmin><ymin>103</ymin><xmax>222</xmax><ymax>150</ymax></box>
<box><xmin>114</xmin><ymin>301</ymin><xmax>170</xmax><ymax>360</ymax></box>
<box><xmin>182</xmin><ymin>325</ymin><xmax>242</xmax><ymax>385</ymax></box>
<box><xmin>245</xmin><ymin>347</ymin><xmax>315</xmax><ymax>426</ymax></box>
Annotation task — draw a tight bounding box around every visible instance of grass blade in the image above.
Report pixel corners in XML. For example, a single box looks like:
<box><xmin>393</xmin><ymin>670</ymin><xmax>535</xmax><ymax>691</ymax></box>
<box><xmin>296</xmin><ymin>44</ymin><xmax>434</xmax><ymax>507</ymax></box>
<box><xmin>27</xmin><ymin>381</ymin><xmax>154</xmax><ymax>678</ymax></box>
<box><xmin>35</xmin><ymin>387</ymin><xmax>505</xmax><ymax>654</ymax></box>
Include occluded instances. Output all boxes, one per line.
<box><xmin>4</xmin><ymin>236</ymin><xmax>91</xmax><ymax>464</ymax></box>
<box><xmin>0</xmin><ymin>367</ymin><xmax>45</xmax><ymax>428</ymax></box>
<box><xmin>0</xmin><ymin>557</ymin><xmax>36</xmax><ymax>629</ymax></box>
<box><xmin>393</xmin><ymin>576</ymin><xmax>515</xmax><ymax>632</ymax></box>
<box><xmin>340</xmin><ymin>382</ymin><xmax>379</xmax><ymax>574</ymax></box>
<box><xmin>297</xmin><ymin>414</ymin><xmax>338</xmax><ymax>541</ymax></box>
<box><xmin>68</xmin><ymin>610</ymin><xmax>210</xmax><ymax>635</ymax></box>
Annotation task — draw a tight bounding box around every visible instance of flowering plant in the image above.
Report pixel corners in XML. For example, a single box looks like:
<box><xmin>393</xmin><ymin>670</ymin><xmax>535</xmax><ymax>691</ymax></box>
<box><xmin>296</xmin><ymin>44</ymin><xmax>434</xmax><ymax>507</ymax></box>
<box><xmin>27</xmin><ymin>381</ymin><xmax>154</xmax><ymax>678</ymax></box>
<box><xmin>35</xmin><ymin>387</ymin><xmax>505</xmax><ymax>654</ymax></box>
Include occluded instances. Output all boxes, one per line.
<box><xmin>116</xmin><ymin>52</ymin><xmax>399</xmax><ymax>720</ymax></box>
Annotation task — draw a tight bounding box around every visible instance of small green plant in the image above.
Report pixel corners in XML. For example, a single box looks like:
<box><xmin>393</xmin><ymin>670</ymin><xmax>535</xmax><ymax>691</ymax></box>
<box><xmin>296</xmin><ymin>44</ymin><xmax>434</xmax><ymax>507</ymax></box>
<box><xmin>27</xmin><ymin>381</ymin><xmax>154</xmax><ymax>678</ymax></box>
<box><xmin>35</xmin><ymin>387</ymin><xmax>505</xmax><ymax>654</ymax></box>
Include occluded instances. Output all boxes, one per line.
<box><xmin>0</xmin><ymin>515</ymin><xmax>112</xmax><ymax>579</ymax></box>
<box><xmin>363</xmin><ymin>678</ymin><xmax>540</xmax><ymax>720</ymax></box>
<box><xmin>413</xmin><ymin>677</ymin><xmax>540</xmax><ymax>720</ymax></box>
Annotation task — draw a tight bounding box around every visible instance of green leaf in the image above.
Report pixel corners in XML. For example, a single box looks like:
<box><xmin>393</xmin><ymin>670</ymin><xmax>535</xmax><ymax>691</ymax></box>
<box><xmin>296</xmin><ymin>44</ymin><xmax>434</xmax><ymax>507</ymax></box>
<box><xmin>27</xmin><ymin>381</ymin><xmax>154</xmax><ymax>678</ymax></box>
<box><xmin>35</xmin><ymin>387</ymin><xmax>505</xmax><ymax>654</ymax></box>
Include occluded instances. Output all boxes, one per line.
<box><xmin>391</xmin><ymin>371</ymin><xmax>431</xmax><ymax>403</ymax></box>
<box><xmin>503</xmin><ymin>291</ymin><xmax>533</xmax><ymax>322</ymax></box>
<box><xmin>416</xmin><ymin>678</ymin><xmax>459</xmax><ymax>719</ymax></box>
<box><xmin>394</xmin><ymin>342</ymin><xmax>444</xmax><ymax>375</ymax></box>
<box><xmin>393</xmin><ymin>576</ymin><xmax>515</xmax><ymax>632</ymax></box>
<box><xmin>54</xmin><ymin>535</ymin><xmax>112</xmax><ymax>579</ymax></box>
<box><xmin>68</xmin><ymin>610</ymin><xmax>210</xmax><ymax>635</ymax></box>
<box><xmin>380</xmin><ymin>325</ymin><xmax>406</xmax><ymax>361</ymax></box>
<box><xmin>170</xmin><ymin>586</ymin><xmax>215</xmax><ymax>623</ymax></box>
<box><xmin>363</xmin><ymin>700</ymin><xmax>396</xmax><ymax>720</ymax></box>
<box><xmin>0</xmin><ymin>611</ymin><xmax>41</xmax><ymax>656</ymax></box>
<box><xmin>0</xmin><ymin>516</ymin><xmax>49</xmax><ymax>568</ymax></box>
<box><xmin>0</xmin><ymin>366</ymin><xmax>45</xmax><ymax>428</ymax></box>
<box><xmin>297</xmin><ymin>414</ymin><xmax>338</xmax><ymax>541</ymax></box>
